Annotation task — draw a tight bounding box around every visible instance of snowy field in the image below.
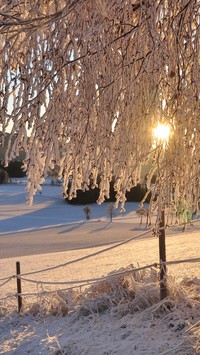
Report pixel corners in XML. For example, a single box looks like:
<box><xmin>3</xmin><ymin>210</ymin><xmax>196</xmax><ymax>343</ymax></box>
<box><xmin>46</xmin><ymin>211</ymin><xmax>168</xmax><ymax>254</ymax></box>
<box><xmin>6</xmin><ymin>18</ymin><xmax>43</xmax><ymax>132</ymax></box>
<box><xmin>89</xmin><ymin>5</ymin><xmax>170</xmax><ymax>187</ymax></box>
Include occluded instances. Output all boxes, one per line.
<box><xmin>0</xmin><ymin>181</ymin><xmax>199</xmax><ymax>354</ymax></box>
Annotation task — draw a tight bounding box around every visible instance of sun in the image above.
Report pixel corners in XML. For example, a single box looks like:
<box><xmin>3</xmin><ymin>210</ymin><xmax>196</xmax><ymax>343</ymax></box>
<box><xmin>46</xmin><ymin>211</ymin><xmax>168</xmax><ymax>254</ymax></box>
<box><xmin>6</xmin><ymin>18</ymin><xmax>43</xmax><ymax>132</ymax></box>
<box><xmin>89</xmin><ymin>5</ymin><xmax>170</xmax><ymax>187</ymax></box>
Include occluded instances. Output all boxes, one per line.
<box><xmin>153</xmin><ymin>123</ymin><xmax>170</xmax><ymax>142</ymax></box>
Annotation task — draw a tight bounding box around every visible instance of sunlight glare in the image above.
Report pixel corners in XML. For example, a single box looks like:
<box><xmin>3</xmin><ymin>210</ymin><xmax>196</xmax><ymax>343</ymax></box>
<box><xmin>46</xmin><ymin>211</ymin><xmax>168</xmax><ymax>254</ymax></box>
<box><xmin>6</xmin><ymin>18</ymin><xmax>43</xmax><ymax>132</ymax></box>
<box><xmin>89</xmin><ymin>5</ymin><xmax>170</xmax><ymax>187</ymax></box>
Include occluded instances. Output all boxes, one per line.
<box><xmin>153</xmin><ymin>123</ymin><xmax>170</xmax><ymax>142</ymax></box>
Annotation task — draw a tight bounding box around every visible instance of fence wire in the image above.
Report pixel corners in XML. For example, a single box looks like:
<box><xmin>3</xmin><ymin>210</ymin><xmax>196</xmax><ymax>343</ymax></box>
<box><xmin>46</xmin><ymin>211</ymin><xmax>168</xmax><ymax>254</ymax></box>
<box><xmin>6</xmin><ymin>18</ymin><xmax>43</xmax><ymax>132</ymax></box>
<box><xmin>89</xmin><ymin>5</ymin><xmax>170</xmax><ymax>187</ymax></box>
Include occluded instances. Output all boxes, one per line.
<box><xmin>0</xmin><ymin>225</ymin><xmax>199</xmax><ymax>312</ymax></box>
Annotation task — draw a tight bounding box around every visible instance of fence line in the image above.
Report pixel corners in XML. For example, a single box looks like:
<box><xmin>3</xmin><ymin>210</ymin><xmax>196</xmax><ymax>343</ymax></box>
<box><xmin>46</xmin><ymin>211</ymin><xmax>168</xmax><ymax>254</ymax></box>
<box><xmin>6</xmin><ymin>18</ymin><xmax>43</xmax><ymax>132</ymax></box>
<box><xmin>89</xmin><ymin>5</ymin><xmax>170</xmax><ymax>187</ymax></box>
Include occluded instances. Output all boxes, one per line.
<box><xmin>161</xmin><ymin>257</ymin><xmax>200</xmax><ymax>266</ymax></box>
<box><xmin>14</xmin><ymin>219</ymin><xmax>200</xmax><ymax>278</ymax></box>
<box><xmin>1</xmin><ymin>220</ymin><xmax>199</xmax><ymax>281</ymax></box>
<box><xmin>17</xmin><ymin>263</ymin><xmax>158</xmax><ymax>286</ymax></box>
<box><xmin>0</xmin><ymin>257</ymin><xmax>199</xmax><ymax>310</ymax></box>
<box><xmin>0</xmin><ymin>277</ymin><xmax>13</xmax><ymax>288</ymax></box>
<box><xmin>0</xmin><ymin>256</ymin><xmax>199</xmax><ymax>292</ymax></box>
<box><xmin>20</xmin><ymin>228</ymin><xmax>153</xmax><ymax>277</ymax></box>
<box><xmin>13</xmin><ymin>257</ymin><xmax>200</xmax><ymax>288</ymax></box>
<box><xmin>0</xmin><ymin>275</ymin><xmax>14</xmax><ymax>282</ymax></box>
<box><xmin>167</xmin><ymin>218</ymin><xmax>200</xmax><ymax>229</ymax></box>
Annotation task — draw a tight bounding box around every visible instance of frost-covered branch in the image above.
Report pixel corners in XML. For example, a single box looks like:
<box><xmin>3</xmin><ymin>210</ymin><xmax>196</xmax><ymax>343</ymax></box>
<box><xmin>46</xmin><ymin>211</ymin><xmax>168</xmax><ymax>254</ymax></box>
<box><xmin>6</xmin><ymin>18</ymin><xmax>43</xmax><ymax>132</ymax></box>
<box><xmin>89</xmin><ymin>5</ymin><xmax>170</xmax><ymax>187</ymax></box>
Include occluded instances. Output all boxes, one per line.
<box><xmin>0</xmin><ymin>0</ymin><xmax>199</xmax><ymax>214</ymax></box>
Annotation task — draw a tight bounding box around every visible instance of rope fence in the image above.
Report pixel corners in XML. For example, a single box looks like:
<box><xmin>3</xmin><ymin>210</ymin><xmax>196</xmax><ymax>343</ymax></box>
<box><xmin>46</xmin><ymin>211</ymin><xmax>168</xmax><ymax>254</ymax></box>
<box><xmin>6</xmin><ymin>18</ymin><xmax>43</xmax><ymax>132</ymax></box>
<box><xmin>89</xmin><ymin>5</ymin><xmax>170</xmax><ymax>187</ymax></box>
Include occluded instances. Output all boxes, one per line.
<box><xmin>0</xmin><ymin>224</ymin><xmax>199</xmax><ymax>313</ymax></box>
<box><xmin>161</xmin><ymin>257</ymin><xmax>200</xmax><ymax>266</ymax></box>
<box><xmin>0</xmin><ymin>275</ymin><xmax>14</xmax><ymax>282</ymax></box>
<box><xmin>166</xmin><ymin>218</ymin><xmax>200</xmax><ymax>229</ymax></box>
<box><xmin>17</xmin><ymin>263</ymin><xmax>159</xmax><ymax>286</ymax></box>
<box><xmin>20</xmin><ymin>228</ymin><xmax>153</xmax><ymax>276</ymax></box>
<box><xmin>0</xmin><ymin>257</ymin><xmax>199</xmax><ymax>312</ymax></box>
<box><xmin>0</xmin><ymin>277</ymin><xmax>13</xmax><ymax>288</ymax></box>
<box><xmin>12</xmin><ymin>257</ymin><xmax>200</xmax><ymax>287</ymax></box>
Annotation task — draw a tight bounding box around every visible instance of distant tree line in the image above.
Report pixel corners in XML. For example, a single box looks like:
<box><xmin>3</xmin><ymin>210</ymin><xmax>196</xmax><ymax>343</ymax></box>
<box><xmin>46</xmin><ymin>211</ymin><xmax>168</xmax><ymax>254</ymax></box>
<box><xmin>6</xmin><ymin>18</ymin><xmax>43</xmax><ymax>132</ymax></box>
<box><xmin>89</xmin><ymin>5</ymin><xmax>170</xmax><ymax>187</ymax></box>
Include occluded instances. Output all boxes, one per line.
<box><xmin>67</xmin><ymin>179</ymin><xmax>151</xmax><ymax>205</ymax></box>
<box><xmin>0</xmin><ymin>161</ymin><xmax>26</xmax><ymax>183</ymax></box>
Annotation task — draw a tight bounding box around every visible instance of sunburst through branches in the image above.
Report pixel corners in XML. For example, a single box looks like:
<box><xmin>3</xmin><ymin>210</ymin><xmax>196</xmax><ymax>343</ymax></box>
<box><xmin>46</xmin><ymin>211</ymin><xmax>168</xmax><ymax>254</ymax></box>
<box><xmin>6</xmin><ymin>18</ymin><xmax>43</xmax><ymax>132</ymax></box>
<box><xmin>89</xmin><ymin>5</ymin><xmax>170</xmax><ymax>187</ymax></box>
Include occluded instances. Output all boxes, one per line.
<box><xmin>0</xmin><ymin>0</ymin><xmax>199</xmax><ymax>222</ymax></box>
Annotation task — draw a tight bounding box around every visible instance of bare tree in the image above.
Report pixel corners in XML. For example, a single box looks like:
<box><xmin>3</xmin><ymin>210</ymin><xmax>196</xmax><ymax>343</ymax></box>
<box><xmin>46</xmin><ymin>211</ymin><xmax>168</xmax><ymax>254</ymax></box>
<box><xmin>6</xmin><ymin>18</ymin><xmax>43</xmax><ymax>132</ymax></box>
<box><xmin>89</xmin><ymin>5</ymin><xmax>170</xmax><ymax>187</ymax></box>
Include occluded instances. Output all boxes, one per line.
<box><xmin>136</xmin><ymin>207</ymin><xmax>151</xmax><ymax>228</ymax></box>
<box><xmin>83</xmin><ymin>206</ymin><xmax>91</xmax><ymax>220</ymax></box>
<box><xmin>106</xmin><ymin>203</ymin><xmax>117</xmax><ymax>222</ymax></box>
<box><xmin>0</xmin><ymin>0</ymin><xmax>199</xmax><ymax>226</ymax></box>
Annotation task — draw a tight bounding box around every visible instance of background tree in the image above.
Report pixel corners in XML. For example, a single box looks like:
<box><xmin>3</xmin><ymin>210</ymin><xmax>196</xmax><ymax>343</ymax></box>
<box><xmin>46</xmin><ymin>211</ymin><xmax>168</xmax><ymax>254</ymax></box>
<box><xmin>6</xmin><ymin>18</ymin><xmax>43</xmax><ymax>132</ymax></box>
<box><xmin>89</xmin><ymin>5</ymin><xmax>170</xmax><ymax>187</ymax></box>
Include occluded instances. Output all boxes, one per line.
<box><xmin>106</xmin><ymin>203</ymin><xmax>117</xmax><ymax>223</ymax></box>
<box><xmin>0</xmin><ymin>168</ymin><xmax>9</xmax><ymax>184</ymax></box>
<box><xmin>2</xmin><ymin>161</ymin><xmax>26</xmax><ymax>178</ymax></box>
<box><xmin>0</xmin><ymin>0</ymin><xmax>199</xmax><ymax>227</ymax></box>
<box><xmin>83</xmin><ymin>206</ymin><xmax>91</xmax><ymax>220</ymax></box>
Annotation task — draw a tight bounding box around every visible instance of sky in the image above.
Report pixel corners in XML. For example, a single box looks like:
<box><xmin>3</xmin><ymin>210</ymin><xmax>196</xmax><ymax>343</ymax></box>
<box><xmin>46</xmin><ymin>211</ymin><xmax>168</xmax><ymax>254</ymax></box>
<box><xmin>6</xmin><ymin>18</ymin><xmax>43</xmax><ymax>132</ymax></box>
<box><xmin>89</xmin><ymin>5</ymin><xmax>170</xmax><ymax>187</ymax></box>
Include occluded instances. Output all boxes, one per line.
<box><xmin>0</xmin><ymin>180</ymin><xmax>199</xmax><ymax>354</ymax></box>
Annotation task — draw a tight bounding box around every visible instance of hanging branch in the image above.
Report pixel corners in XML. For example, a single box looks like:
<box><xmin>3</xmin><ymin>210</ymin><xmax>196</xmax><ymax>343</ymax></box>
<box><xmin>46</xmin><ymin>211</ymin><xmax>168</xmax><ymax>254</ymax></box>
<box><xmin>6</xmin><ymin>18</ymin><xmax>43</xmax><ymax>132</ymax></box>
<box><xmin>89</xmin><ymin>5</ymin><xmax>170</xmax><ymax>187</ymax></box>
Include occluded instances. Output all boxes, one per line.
<box><xmin>0</xmin><ymin>0</ymin><xmax>199</xmax><ymax>214</ymax></box>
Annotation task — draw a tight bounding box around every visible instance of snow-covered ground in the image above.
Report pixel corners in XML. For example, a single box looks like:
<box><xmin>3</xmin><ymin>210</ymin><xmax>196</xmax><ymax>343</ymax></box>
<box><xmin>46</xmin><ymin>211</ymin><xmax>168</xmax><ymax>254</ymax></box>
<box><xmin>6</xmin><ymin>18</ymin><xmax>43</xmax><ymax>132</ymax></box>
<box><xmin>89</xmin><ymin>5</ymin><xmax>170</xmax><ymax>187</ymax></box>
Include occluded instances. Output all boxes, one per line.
<box><xmin>0</xmin><ymin>181</ymin><xmax>199</xmax><ymax>354</ymax></box>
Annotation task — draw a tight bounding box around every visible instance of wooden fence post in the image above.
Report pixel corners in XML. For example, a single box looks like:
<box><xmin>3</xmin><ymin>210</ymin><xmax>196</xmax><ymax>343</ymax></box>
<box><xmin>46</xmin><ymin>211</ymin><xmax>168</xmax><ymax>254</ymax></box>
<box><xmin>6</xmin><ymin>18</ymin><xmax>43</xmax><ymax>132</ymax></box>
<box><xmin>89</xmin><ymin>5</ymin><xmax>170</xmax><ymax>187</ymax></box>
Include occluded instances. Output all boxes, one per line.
<box><xmin>159</xmin><ymin>209</ymin><xmax>167</xmax><ymax>300</ymax></box>
<box><xmin>16</xmin><ymin>261</ymin><xmax>22</xmax><ymax>313</ymax></box>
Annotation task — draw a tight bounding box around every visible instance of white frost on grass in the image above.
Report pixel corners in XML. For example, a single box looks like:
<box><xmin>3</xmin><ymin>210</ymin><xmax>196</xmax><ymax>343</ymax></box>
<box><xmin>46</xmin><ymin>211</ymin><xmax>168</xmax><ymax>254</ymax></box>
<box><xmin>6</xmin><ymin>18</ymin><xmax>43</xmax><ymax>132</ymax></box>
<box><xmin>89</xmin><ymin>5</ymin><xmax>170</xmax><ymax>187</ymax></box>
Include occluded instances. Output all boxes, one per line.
<box><xmin>0</xmin><ymin>270</ymin><xmax>200</xmax><ymax>355</ymax></box>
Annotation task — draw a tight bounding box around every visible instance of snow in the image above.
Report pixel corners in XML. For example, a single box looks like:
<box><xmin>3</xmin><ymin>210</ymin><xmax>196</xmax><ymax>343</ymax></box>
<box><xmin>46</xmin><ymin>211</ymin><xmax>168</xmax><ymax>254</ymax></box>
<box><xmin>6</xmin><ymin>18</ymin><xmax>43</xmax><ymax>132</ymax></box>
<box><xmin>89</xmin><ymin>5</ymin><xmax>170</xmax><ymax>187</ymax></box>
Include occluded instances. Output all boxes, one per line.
<box><xmin>0</xmin><ymin>181</ymin><xmax>199</xmax><ymax>354</ymax></box>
